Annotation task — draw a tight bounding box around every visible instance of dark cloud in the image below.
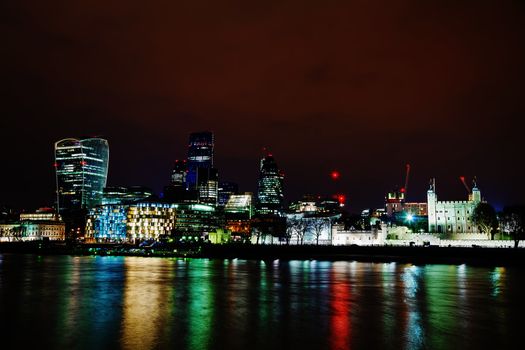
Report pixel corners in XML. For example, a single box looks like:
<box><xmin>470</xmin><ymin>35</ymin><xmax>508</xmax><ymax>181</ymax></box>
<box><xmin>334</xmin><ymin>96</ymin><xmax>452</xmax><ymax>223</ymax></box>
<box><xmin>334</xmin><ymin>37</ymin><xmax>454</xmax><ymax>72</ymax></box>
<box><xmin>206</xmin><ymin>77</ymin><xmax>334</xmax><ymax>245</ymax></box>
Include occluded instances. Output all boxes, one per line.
<box><xmin>2</xmin><ymin>0</ymin><xmax>524</xmax><ymax>210</ymax></box>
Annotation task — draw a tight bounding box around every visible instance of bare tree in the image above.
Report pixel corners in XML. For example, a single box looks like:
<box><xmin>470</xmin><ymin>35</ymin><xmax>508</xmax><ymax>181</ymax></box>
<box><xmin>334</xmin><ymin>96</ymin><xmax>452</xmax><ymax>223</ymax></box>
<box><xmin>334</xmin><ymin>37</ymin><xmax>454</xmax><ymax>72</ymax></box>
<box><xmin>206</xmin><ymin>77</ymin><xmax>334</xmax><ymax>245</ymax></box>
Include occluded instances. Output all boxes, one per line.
<box><xmin>284</xmin><ymin>222</ymin><xmax>294</xmax><ymax>245</ymax></box>
<box><xmin>500</xmin><ymin>206</ymin><xmax>525</xmax><ymax>248</ymax></box>
<box><xmin>287</xmin><ymin>217</ymin><xmax>309</xmax><ymax>245</ymax></box>
<box><xmin>310</xmin><ymin>217</ymin><xmax>329</xmax><ymax>245</ymax></box>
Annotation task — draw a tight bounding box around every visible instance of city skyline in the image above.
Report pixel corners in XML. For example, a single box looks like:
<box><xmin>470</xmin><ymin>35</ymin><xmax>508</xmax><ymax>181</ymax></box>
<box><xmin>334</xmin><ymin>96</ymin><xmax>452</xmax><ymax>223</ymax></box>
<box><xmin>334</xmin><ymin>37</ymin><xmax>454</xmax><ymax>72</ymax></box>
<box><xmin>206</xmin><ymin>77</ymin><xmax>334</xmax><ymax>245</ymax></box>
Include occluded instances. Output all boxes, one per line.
<box><xmin>0</xmin><ymin>130</ymin><xmax>522</xmax><ymax>213</ymax></box>
<box><xmin>3</xmin><ymin>131</ymin><xmax>511</xmax><ymax>213</ymax></box>
<box><xmin>2</xmin><ymin>1</ymin><xmax>525</xmax><ymax>212</ymax></box>
<box><xmin>3</xmin><ymin>3</ymin><xmax>525</xmax><ymax>350</ymax></box>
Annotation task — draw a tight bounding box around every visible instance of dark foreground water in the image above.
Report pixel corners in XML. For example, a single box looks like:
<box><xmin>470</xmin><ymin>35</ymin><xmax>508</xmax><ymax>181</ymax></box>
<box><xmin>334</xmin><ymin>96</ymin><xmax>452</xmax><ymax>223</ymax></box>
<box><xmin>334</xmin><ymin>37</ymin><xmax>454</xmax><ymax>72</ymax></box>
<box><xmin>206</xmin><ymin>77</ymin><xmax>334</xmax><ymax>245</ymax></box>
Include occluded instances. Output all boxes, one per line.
<box><xmin>1</xmin><ymin>254</ymin><xmax>524</xmax><ymax>349</ymax></box>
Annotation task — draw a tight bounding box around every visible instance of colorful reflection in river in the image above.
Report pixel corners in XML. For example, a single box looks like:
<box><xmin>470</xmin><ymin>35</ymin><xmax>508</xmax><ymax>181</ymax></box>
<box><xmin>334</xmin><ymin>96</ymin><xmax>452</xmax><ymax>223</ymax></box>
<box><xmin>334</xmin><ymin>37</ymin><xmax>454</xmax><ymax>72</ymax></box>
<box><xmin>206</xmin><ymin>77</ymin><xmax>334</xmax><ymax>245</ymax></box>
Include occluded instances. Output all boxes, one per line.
<box><xmin>0</xmin><ymin>255</ymin><xmax>521</xmax><ymax>349</ymax></box>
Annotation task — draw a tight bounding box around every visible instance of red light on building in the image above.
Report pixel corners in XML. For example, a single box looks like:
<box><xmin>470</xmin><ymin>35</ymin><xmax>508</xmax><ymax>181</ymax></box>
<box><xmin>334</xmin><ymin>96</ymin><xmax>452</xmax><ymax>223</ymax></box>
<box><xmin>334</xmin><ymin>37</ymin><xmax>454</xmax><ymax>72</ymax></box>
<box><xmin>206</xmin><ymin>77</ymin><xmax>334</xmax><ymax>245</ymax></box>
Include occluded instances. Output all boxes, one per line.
<box><xmin>400</xmin><ymin>187</ymin><xmax>406</xmax><ymax>193</ymax></box>
<box><xmin>337</xmin><ymin>194</ymin><xmax>346</xmax><ymax>204</ymax></box>
<box><xmin>80</xmin><ymin>161</ymin><xmax>87</xmax><ymax>166</ymax></box>
<box><xmin>330</xmin><ymin>170</ymin><xmax>341</xmax><ymax>181</ymax></box>
<box><xmin>53</xmin><ymin>162</ymin><xmax>58</xmax><ymax>167</ymax></box>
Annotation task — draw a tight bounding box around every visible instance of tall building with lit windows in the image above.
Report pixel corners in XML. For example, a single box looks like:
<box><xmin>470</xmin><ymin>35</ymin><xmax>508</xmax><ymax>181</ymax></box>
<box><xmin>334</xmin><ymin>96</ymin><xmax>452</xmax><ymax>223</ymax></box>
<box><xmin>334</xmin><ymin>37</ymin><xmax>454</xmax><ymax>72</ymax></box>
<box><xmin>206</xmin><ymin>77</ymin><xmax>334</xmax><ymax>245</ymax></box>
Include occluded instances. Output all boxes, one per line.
<box><xmin>256</xmin><ymin>153</ymin><xmax>284</xmax><ymax>216</ymax></box>
<box><xmin>186</xmin><ymin>132</ymin><xmax>214</xmax><ymax>190</ymax></box>
<box><xmin>196</xmin><ymin>167</ymin><xmax>219</xmax><ymax>205</ymax></box>
<box><xmin>55</xmin><ymin>137</ymin><xmax>109</xmax><ymax>214</ymax></box>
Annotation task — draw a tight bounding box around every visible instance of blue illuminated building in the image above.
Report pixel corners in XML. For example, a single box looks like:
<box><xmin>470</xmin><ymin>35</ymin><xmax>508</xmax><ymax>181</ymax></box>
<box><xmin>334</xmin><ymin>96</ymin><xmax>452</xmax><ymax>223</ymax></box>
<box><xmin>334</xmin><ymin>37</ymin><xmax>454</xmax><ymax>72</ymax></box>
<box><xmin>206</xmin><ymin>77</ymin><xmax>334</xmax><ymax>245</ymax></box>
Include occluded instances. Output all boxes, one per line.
<box><xmin>86</xmin><ymin>201</ymin><xmax>218</xmax><ymax>241</ymax></box>
<box><xmin>87</xmin><ymin>205</ymin><xmax>128</xmax><ymax>241</ymax></box>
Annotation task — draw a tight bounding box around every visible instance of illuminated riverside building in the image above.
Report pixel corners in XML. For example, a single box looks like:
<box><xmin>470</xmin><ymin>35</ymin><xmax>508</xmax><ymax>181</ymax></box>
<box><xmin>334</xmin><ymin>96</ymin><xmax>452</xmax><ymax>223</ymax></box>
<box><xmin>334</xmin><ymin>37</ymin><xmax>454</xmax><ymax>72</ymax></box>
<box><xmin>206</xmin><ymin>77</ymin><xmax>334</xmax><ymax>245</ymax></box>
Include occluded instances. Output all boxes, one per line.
<box><xmin>87</xmin><ymin>203</ymin><xmax>175</xmax><ymax>241</ymax></box>
<box><xmin>127</xmin><ymin>203</ymin><xmax>177</xmax><ymax>240</ymax></box>
<box><xmin>86</xmin><ymin>202</ymin><xmax>217</xmax><ymax>241</ymax></box>
<box><xmin>19</xmin><ymin>207</ymin><xmax>61</xmax><ymax>222</ymax></box>
<box><xmin>172</xmin><ymin>203</ymin><xmax>217</xmax><ymax>238</ymax></box>
<box><xmin>0</xmin><ymin>208</ymin><xmax>65</xmax><ymax>241</ymax></box>
<box><xmin>86</xmin><ymin>205</ymin><xmax>128</xmax><ymax>241</ymax></box>
<box><xmin>256</xmin><ymin>154</ymin><xmax>284</xmax><ymax>216</ymax></box>
<box><xmin>54</xmin><ymin>137</ymin><xmax>109</xmax><ymax>213</ymax></box>
<box><xmin>186</xmin><ymin>132</ymin><xmax>214</xmax><ymax>190</ymax></box>
<box><xmin>224</xmin><ymin>194</ymin><xmax>253</xmax><ymax>236</ymax></box>
<box><xmin>427</xmin><ymin>179</ymin><xmax>481</xmax><ymax>235</ymax></box>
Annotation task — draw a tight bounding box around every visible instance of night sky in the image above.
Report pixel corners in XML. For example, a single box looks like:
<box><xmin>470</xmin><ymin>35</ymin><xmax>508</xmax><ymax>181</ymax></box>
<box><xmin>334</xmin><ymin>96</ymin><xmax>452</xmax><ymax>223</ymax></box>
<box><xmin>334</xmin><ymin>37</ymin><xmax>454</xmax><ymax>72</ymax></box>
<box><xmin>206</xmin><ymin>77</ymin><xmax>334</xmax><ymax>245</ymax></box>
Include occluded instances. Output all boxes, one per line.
<box><xmin>2</xmin><ymin>0</ymin><xmax>524</xmax><ymax>212</ymax></box>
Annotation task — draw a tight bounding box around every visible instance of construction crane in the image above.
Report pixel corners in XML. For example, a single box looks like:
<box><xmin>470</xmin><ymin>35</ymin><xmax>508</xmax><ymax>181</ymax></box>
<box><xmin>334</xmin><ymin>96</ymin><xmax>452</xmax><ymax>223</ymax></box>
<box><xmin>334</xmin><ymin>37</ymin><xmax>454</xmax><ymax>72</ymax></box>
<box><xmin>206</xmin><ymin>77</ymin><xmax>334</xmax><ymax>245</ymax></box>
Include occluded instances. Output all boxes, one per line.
<box><xmin>459</xmin><ymin>176</ymin><xmax>471</xmax><ymax>194</ymax></box>
<box><xmin>400</xmin><ymin>163</ymin><xmax>411</xmax><ymax>199</ymax></box>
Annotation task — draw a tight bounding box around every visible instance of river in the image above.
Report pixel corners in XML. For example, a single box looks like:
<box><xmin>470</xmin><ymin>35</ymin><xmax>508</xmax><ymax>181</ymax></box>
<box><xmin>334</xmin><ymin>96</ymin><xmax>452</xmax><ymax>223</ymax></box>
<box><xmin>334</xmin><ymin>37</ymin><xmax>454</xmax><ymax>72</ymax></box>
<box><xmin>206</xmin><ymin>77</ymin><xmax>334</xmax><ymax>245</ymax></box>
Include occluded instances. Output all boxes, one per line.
<box><xmin>0</xmin><ymin>254</ymin><xmax>523</xmax><ymax>349</ymax></box>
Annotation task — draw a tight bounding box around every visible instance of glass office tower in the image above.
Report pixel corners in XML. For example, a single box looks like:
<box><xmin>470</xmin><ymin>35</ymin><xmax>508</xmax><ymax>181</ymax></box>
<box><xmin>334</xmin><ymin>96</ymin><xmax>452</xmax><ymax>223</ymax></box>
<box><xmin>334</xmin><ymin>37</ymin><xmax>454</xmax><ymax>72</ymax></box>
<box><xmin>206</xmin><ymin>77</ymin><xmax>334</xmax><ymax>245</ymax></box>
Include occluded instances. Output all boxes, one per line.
<box><xmin>186</xmin><ymin>132</ymin><xmax>214</xmax><ymax>189</ymax></box>
<box><xmin>55</xmin><ymin>137</ymin><xmax>109</xmax><ymax>214</ymax></box>
<box><xmin>256</xmin><ymin>154</ymin><xmax>284</xmax><ymax>216</ymax></box>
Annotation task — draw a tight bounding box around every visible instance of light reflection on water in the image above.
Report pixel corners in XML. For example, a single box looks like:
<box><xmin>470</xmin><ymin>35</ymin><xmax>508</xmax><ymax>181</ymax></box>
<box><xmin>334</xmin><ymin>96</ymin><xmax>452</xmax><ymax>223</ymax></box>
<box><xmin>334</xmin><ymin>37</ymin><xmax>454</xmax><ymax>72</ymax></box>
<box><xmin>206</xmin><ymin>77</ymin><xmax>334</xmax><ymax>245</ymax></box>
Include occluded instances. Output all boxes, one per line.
<box><xmin>0</xmin><ymin>254</ymin><xmax>523</xmax><ymax>349</ymax></box>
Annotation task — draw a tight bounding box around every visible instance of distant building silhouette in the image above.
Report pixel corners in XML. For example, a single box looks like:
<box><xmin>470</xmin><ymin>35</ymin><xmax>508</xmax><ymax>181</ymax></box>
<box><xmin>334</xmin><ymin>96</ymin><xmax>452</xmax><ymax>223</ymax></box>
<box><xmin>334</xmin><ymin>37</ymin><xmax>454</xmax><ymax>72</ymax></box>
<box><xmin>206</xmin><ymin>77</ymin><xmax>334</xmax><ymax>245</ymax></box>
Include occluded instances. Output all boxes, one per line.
<box><xmin>171</xmin><ymin>159</ymin><xmax>188</xmax><ymax>187</ymax></box>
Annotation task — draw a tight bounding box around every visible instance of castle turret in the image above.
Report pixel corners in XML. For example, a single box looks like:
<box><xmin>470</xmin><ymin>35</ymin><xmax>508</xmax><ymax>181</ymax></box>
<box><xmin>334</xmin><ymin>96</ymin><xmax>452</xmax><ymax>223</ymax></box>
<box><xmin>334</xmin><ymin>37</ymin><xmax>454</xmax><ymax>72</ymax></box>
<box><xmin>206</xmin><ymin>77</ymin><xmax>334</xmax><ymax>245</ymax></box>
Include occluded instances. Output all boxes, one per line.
<box><xmin>427</xmin><ymin>178</ymin><xmax>437</xmax><ymax>233</ymax></box>
<box><xmin>470</xmin><ymin>179</ymin><xmax>481</xmax><ymax>203</ymax></box>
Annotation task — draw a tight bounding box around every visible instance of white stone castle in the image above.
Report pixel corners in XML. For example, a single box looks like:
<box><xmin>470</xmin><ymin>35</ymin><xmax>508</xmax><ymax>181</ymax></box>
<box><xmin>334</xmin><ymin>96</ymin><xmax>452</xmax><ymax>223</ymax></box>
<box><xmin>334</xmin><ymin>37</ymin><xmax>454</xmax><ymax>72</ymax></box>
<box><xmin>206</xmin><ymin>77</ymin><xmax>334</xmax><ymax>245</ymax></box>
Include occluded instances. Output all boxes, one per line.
<box><xmin>427</xmin><ymin>178</ymin><xmax>482</xmax><ymax>235</ymax></box>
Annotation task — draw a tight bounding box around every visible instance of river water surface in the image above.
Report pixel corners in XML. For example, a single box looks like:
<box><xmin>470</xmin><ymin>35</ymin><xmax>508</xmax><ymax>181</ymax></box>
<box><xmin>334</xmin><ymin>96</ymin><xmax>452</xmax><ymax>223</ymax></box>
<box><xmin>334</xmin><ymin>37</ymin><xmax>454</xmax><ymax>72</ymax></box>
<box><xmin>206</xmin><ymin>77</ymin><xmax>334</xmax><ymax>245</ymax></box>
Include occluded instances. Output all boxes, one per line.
<box><xmin>0</xmin><ymin>254</ymin><xmax>523</xmax><ymax>349</ymax></box>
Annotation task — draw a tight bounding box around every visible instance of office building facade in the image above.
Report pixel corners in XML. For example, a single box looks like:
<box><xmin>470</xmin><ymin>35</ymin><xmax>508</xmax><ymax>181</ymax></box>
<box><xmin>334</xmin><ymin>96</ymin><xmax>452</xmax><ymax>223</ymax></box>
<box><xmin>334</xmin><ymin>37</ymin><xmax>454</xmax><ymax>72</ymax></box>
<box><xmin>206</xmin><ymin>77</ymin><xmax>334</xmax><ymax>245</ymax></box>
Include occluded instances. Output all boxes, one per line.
<box><xmin>186</xmin><ymin>132</ymin><xmax>214</xmax><ymax>189</ymax></box>
<box><xmin>55</xmin><ymin>137</ymin><xmax>109</xmax><ymax>213</ymax></box>
<box><xmin>256</xmin><ymin>154</ymin><xmax>284</xmax><ymax>216</ymax></box>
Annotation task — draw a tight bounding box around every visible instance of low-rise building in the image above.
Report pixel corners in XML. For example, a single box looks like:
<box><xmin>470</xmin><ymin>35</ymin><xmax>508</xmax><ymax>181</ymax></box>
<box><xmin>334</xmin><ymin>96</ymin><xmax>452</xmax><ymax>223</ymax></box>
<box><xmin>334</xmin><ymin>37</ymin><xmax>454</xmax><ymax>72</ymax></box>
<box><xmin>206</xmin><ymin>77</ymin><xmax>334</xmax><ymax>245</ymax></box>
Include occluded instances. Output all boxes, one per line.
<box><xmin>86</xmin><ymin>202</ymin><xmax>217</xmax><ymax>241</ymax></box>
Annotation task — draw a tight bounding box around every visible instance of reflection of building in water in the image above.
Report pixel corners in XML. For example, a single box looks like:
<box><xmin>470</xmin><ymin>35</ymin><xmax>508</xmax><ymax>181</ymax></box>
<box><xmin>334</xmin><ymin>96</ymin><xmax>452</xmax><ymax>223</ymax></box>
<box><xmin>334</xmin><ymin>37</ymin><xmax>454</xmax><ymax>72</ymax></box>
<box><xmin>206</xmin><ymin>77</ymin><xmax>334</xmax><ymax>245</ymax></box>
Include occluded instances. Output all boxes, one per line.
<box><xmin>402</xmin><ymin>265</ymin><xmax>424</xmax><ymax>349</ymax></box>
<box><xmin>121</xmin><ymin>258</ymin><xmax>170</xmax><ymax>349</ymax></box>
<box><xmin>187</xmin><ymin>260</ymin><xmax>213</xmax><ymax>349</ymax></box>
<box><xmin>330</xmin><ymin>263</ymin><xmax>351</xmax><ymax>350</ymax></box>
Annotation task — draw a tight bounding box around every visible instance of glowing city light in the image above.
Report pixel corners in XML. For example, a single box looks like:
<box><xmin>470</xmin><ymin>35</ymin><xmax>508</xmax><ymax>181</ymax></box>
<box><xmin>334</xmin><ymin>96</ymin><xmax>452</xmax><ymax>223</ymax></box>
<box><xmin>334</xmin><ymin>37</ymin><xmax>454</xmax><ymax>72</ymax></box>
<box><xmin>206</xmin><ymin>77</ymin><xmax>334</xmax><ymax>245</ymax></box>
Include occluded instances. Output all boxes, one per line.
<box><xmin>330</xmin><ymin>170</ymin><xmax>340</xmax><ymax>181</ymax></box>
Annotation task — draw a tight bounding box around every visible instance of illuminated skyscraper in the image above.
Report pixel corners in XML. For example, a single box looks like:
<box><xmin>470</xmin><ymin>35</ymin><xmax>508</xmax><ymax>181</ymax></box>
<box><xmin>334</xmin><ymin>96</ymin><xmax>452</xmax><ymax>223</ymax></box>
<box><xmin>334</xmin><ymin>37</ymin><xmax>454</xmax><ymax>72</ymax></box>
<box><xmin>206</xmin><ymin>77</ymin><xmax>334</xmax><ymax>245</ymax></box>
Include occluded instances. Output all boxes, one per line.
<box><xmin>55</xmin><ymin>137</ymin><xmax>109</xmax><ymax>214</ymax></box>
<box><xmin>256</xmin><ymin>153</ymin><xmax>284</xmax><ymax>216</ymax></box>
<box><xmin>196</xmin><ymin>167</ymin><xmax>219</xmax><ymax>205</ymax></box>
<box><xmin>186</xmin><ymin>132</ymin><xmax>214</xmax><ymax>189</ymax></box>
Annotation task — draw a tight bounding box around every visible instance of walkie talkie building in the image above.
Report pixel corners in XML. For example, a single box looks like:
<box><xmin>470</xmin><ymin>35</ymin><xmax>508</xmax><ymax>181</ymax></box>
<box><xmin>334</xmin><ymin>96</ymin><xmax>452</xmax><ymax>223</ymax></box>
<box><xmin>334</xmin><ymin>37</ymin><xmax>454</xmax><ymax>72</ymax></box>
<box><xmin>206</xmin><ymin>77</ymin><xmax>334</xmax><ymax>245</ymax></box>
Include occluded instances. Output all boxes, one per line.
<box><xmin>55</xmin><ymin>137</ymin><xmax>109</xmax><ymax>214</ymax></box>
